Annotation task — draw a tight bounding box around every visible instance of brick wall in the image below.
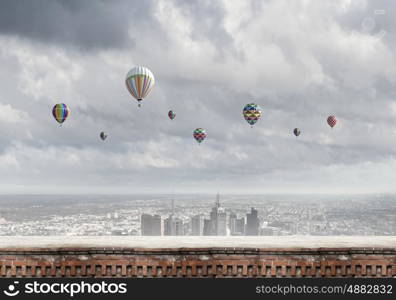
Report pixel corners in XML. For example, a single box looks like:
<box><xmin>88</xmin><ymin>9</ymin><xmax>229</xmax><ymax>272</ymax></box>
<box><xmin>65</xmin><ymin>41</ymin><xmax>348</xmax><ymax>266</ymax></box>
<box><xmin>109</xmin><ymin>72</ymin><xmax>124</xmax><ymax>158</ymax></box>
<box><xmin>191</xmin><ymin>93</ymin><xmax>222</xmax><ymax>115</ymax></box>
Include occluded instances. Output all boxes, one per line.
<box><xmin>1</xmin><ymin>247</ymin><xmax>395</xmax><ymax>277</ymax></box>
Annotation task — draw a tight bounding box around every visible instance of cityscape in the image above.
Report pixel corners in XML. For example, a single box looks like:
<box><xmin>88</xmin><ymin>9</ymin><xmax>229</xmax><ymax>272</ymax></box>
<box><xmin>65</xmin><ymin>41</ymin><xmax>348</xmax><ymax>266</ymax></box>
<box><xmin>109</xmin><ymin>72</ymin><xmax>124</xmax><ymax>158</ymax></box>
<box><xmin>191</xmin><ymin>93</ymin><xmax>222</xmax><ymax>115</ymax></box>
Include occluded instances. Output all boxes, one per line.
<box><xmin>0</xmin><ymin>194</ymin><xmax>395</xmax><ymax>236</ymax></box>
<box><xmin>141</xmin><ymin>194</ymin><xmax>261</xmax><ymax>236</ymax></box>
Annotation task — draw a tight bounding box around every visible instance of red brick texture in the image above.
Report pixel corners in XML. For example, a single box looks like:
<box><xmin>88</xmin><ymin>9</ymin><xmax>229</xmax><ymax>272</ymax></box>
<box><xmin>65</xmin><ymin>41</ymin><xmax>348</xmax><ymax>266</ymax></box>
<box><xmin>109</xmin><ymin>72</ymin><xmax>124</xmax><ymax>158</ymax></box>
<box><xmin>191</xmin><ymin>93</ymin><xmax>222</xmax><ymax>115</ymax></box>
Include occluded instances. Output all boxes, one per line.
<box><xmin>0</xmin><ymin>247</ymin><xmax>395</xmax><ymax>277</ymax></box>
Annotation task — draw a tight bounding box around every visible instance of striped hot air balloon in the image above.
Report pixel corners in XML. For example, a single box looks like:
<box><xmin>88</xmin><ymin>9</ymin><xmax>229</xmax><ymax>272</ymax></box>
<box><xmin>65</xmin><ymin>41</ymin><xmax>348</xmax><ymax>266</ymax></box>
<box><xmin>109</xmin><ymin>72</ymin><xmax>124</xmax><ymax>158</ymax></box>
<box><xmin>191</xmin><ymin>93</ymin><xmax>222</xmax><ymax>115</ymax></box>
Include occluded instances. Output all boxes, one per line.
<box><xmin>52</xmin><ymin>103</ymin><xmax>70</xmax><ymax>125</ymax></box>
<box><xmin>125</xmin><ymin>66</ymin><xmax>155</xmax><ymax>107</ymax></box>
<box><xmin>327</xmin><ymin>115</ymin><xmax>337</xmax><ymax>128</ymax></box>
<box><xmin>243</xmin><ymin>103</ymin><xmax>261</xmax><ymax>127</ymax></box>
<box><xmin>168</xmin><ymin>110</ymin><xmax>176</xmax><ymax>120</ymax></box>
<box><xmin>193</xmin><ymin>128</ymin><xmax>207</xmax><ymax>144</ymax></box>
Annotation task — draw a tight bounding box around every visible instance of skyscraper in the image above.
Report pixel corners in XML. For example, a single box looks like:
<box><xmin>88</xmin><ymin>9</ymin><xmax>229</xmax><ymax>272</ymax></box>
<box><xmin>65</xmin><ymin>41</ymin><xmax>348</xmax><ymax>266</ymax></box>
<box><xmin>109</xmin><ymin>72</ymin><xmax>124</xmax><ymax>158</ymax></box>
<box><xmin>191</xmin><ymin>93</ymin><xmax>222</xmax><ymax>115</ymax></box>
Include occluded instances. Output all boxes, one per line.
<box><xmin>191</xmin><ymin>214</ymin><xmax>204</xmax><ymax>236</ymax></box>
<box><xmin>204</xmin><ymin>193</ymin><xmax>227</xmax><ymax>235</ymax></box>
<box><xmin>229</xmin><ymin>212</ymin><xmax>245</xmax><ymax>235</ymax></box>
<box><xmin>141</xmin><ymin>214</ymin><xmax>162</xmax><ymax>236</ymax></box>
<box><xmin>164</xmin><ymin>215</ymin><xmax>175</xmax><ymax>235</ymax></box>
<box><xmin>164</xmin><ymin>196</ymin><xmax>181</xmax><ymax>236</ymax></box>
<box><xmin>245</xmin><ymin>207</ymin><xmax>259</xmax><ymax>236</ymax></box>
<box><xmin>217</xmin><ymin>208</ymin><xmax>227</xmax><ymax>235</ymax></box>
<box><xmin>203</xmin><ymin>219</ymin><xmax>212</xmax><ymax>236</ymax></box>
<box><xmin>174</xmin><ymin>218</ymin><xmax>184</xmax><ymax>236</ymax></box>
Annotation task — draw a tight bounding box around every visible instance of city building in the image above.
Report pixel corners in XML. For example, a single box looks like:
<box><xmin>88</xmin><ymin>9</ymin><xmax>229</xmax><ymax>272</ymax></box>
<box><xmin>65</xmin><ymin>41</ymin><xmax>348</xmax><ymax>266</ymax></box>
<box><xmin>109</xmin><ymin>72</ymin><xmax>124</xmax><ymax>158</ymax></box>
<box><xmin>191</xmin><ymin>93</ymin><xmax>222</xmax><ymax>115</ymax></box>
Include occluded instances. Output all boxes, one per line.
<box><xmin>164</xmin><ymin>197</ymin><xmax>182</xmax><ymax>236</ymax></box>
<box><xmin>191</xmin><ymin>214</ymin><xmax>204</xmax><ymax>236</ymax></box>
<box><xmin>217</xmin><ymin>208</ymin><xmax>227</xmax><ymax>235</ymax></box>
<box><xmin>174</xmin><ymin>218</ymin><xmax>184</xmax><ymax>236</ymax></box>
<box><xmin>229</xmin><ymin>212</ymin><xmax>245</xmax><ymax>235</ymax></box>
<box><xmin>141</xmin><ymin>214</ymin><xmax>162</xmax><ymax>236</ymax></box>
<box><xmin>164</xmin><ymin>215</ymin><xmax>175</xmax><ymax>236</ymax></box>
<box><xmin>203</xmin><ymin>193</ymin><xmax>227</xmax><ymax>235</ymax></box>
<box><xmin>245</xmin><ymin>207</ymin><xmax>260</xmax><ymax>235</ymax></box>
<box><xmin>203</xmin><ymin>219</ymin><xmax>212</xmax><ymax>236</ymax></box>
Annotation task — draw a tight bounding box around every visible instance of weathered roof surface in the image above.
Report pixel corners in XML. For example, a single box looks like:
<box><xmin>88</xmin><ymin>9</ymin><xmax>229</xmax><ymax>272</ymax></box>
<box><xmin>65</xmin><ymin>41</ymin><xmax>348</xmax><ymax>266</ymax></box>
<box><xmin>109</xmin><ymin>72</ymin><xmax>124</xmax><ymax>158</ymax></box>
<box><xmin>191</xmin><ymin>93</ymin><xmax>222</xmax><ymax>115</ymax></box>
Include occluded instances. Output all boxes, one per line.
<box><xmin>0</xmin><ymin>236</ymin><xmax>395</xmax><ymax>249</ymax></box>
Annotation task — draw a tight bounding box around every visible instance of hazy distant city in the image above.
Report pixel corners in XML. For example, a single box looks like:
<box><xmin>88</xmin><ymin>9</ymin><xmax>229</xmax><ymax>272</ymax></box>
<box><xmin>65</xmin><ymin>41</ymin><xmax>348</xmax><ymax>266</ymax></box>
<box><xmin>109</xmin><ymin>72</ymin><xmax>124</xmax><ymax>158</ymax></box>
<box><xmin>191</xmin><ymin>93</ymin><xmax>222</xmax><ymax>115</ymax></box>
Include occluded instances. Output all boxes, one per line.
<box><xmin>0</xmin><ymin>194</ymin><xmax>395</xmax><ymax>236</ymax></box>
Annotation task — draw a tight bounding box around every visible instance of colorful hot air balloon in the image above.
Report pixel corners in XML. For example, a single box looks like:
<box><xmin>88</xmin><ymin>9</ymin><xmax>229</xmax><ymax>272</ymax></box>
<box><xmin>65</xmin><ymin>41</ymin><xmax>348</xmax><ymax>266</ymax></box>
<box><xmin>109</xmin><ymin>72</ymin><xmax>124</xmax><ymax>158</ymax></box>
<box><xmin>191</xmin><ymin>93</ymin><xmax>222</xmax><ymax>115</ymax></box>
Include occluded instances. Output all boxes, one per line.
<box><xmin>168</xmin><ymin>110</ymin><xmax>176</xmax><ymax>120</ymax></box>
<box><xmin>293</xmin><ymin>128</ymin><xmax>301</xmax><ymax>137</ymax></box>
<box><xmin>125</xmin><ymin>66</ymin><xmax>155</xmax><ymax>107</ymax></box>
<box><xmin>327</xmin><ymin>115</ymin><xmax>337</xmax><ymax>128</ymax></box>
<box><xmin>100</xmin><ymin>132</ymin><xmax>107</xmax><ymax>141</ymax></box>
<box><xmin>52</xmin><ymin>103</ymin><xmax>70</xmax><ymax>125</ymax></box>
<box><xmin>243</xmin><ymin>103</ymin><xmax>261</xmax><ymax>127</ymax></box>
<box><xmin>193</xmin><ymin>128</ymin><xmax>207</xmax><ymax>144</ymax></box>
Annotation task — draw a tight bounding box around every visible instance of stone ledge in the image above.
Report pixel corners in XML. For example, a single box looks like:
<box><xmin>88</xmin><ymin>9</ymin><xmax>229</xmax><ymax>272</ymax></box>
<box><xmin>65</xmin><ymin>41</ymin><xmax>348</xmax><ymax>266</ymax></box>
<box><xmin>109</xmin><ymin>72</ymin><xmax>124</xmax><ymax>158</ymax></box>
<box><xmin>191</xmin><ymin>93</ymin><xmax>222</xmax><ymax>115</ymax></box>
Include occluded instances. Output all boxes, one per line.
<box><xmin>1</xmin><ymin>236</ymin><xmax>395</xmax><ymax>249</ymax></box>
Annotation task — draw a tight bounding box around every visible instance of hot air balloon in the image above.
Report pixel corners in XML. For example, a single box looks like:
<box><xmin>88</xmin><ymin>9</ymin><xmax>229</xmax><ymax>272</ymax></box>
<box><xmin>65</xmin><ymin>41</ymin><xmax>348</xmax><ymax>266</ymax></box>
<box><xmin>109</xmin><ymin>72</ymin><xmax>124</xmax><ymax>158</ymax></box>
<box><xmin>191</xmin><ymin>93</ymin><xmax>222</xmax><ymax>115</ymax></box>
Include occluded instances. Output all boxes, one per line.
<box><xmin>52</xmin><ymin>103</ymin><xmax>70</xmax><ymax>126</ymax></box>
<box><xmin>327</xmin><ymin>115</ymin><xmax>337</xmax><ymax>128</ymax></box>
<box><xmin>168</xmin><ymin>110</ymin><xmax>176</xmax><ymax>120</ymax></box>
<box><xmin>125</xmin><ymin>66</ymin><xmax>155</xmax><ymax>107</ymax></box>
<box><xmin>100</xmin><ymin>132</ymin><xmax>107</xmax><ymax>141</ymax></box>
<box><xmin>293</xmin><ymin>128</ymin><xmax>301</xmax><ymax>137</ymax></box>
<box><xmin>193</xmin><ymin>128</ymin><xmax>207</xmax><ymax>144</ymax></box>
<box><xmin>243</xmin><ymin>103</ymin><xmax>261</xmax><ymax>127</ymax></box>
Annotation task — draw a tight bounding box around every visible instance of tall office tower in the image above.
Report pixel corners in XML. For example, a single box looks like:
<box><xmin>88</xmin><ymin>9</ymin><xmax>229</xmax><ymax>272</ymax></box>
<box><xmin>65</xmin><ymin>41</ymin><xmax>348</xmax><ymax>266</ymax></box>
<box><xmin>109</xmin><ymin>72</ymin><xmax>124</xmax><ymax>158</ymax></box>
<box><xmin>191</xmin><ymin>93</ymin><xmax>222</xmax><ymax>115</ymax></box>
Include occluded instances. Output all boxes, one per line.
<box><xmin>191</xmin><ymin>214</ymin><xmax>204</xmax><ymax>236</ymax></box>
<box><xmin>229</xmin><ymin>212</ymin><xmax>237</xmax><ymax>233</ymax></box>
<box><xmin>209</xmin><ymin>206</ymin><xmax>218</xmax><ymax>235</ymax></box>
<box><xmin>235</xmin><ymin>217</ymin><xmax>245</xmax><ymax>235</ymax></box>
<box><xmin>164</xmin><ymin>215</ymin><xmax>176</xmax><ymax>236</ymax></box>
<box><xmin>164</xmin><ymin>197</ymin><xmax>177</xmax><ymax>236</ymax></box>
<box><xmin>203</xmin><ymin>219</ymin><xmax>212</xmax><ymax>236</ymax></box>
<box><xmin>164</xmin><ymin>217</ymin><xmax>184</xmax><ymax>236</ymax></box>
<box><xmin>140</xmin><ymin>214</ymin><xmax>162</xmax><ymax>236</ymax></box>
<box><xmin>217</xmin><ymin>208</ymin><xmax>227</xmax><ymax>235</ymax></box>
<box><xmin>245</xmin><ymin>207</ymin><xmax>260</xmax><ymax>236</ymax></box>
<box><xmin>205</xmin><ymin>193</ymin><xmax>228</xmax><ymax>235</ymax></box>
<box><xmin>174</xmin><ymin>218</ymin><xmax>184</xmax><ymax>236</ymax></box>
<box><xmin>229</xmin><ymin>212</ymin><xmax>245</xmax><ymax>235</ymax></box>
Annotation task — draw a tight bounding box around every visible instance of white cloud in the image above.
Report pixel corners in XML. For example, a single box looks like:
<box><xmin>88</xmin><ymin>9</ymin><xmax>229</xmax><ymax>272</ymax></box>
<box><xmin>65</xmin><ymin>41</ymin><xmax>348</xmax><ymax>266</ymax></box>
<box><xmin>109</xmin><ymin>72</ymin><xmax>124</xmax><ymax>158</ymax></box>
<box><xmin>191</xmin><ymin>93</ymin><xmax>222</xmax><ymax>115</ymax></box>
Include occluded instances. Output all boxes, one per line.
<box><xmin>0</xmin><ymin>0</ymin><xmax>396</xmax><ymax>193</ymax></box>
<box><xmin>0</xmin><ymin>102</ymin><xmax>28</xmax><ymax>123</ymax></box>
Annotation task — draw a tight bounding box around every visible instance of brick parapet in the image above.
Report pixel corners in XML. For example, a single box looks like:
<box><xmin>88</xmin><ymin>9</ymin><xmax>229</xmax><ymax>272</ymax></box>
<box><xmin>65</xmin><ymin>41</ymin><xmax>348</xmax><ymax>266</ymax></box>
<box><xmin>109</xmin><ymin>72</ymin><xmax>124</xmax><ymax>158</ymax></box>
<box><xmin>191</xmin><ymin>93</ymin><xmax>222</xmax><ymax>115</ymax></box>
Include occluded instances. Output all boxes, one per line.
<box><xmin>1</xmin><ymin>246</ymin><xmax>395</xmax><ymax>277</ymax></box>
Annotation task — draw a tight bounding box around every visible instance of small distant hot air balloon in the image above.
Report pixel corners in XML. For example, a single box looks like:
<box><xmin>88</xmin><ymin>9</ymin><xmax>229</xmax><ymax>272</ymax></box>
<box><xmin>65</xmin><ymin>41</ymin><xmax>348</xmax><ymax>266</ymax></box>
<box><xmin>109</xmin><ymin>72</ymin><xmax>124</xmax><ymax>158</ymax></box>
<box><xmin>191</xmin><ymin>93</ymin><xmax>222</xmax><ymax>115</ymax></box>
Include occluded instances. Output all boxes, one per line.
<box><xmin>193</xmin><ymin>128</ymin><xmax>207</xmax><ymax>144</ymax></box>
<box><xmin>52</xmin><ymin>103</ymin><xmax>70</xmax><ymax>126</ymax></box>
<box><xmin>293</xmin><ymin>128</ymin><xmax>301</xmax><ymax>137</ymax></box>
<box><xmin>243</xmin><ymin>103</ymin><xmax>261</xmax><ymax>127</ymax></box>
<box><xmin>327</xmin><ymin>115</ymin><xmax>337</xmax><ymax>128</ymax></box>
<box><xmin>100</xmin><ymin>132</ymin><xmax>107</xmax><ymax>141</ymax></box>
<box><xmin>125</xmin><ymin>66</ymin><xmax>155</xmax><ymax>107</ymax></box>
<box><xmin>168</xmin><ymin>110</ymin><xmax>176</xmax><ymax>120</ymax></box>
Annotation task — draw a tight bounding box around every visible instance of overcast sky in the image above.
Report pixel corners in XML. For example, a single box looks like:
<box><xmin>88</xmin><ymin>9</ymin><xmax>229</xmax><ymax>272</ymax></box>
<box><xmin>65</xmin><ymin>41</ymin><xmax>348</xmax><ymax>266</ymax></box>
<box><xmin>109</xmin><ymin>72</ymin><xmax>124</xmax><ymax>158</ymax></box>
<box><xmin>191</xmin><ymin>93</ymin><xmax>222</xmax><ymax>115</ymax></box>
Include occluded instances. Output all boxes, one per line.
<box><xmin>0</xmin><ymin>0</ymin><xmax>395</xmax><ymax>194</ymax></box>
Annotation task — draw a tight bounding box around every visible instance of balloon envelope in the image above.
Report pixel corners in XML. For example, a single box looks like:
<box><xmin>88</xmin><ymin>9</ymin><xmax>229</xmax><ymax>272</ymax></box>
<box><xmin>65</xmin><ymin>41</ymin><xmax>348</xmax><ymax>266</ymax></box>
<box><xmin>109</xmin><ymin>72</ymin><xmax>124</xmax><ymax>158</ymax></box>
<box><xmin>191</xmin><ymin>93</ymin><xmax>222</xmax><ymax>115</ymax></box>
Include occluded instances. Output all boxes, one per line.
<box><xmin>327</xmin><ymin>115</ymin><xmax>337</xmax><ymax>128</ymax></box>
<box><xmin>168</xmin><ymin>110</ymin><xmax>176</xmax><ymax>120</ymax></box>
<box><xmin>293</xmin><ymin>128</ymin><xmax>301</xmax><ymax>136</ymax></box>
<box><xmin>125</xmin><ymin>66</ymin><xmax>155</xmax><ymax>106</ymax></box>
<box><xmin>100</xmin><ymin>132</ymin><xmax>107</xmax><ymax>141</ymax></box>
<box><xmin>193</xmin><ymin>128</ymin><xmax>207</xmax><ymax>144</ymax></box>
<box><xmin>52</xmin><ymin>103</ymin><xmax>70</xmax><ymax>124</ymax></box>
<box><xmin>243</xmin><ymin>103</ymin><xmax>261</xmax><ymax>126</ymax></box>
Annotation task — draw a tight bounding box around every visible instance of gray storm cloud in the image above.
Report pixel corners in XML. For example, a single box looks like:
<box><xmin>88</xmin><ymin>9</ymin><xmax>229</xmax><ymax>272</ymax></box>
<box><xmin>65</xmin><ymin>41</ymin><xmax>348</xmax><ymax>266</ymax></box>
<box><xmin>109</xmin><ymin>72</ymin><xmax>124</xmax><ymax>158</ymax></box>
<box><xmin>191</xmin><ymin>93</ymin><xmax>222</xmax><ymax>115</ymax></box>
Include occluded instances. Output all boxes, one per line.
<box><xmin>0</xmin><ymin>0</ymin><xmax>396</xmax><ymax>194</ymax></box>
